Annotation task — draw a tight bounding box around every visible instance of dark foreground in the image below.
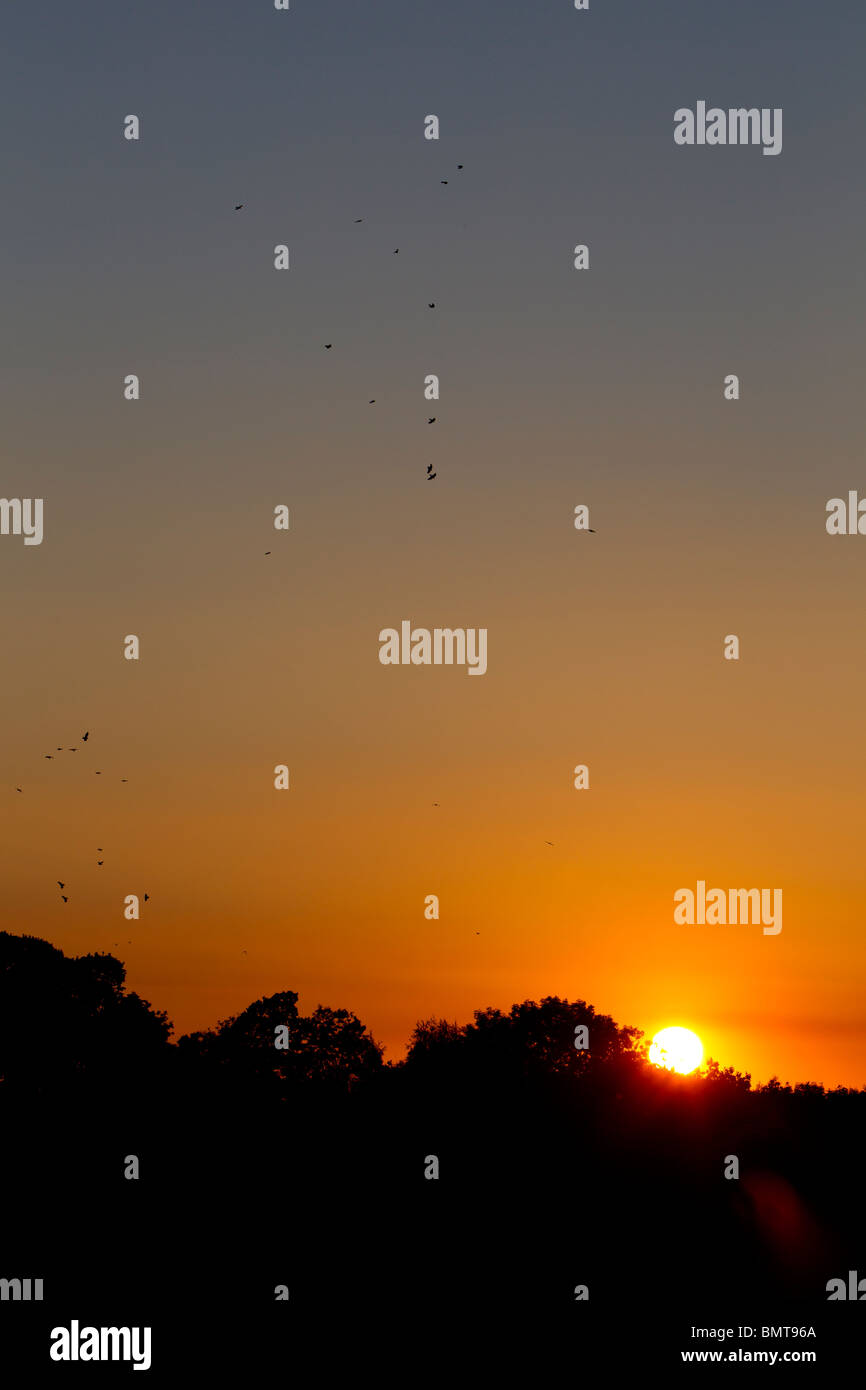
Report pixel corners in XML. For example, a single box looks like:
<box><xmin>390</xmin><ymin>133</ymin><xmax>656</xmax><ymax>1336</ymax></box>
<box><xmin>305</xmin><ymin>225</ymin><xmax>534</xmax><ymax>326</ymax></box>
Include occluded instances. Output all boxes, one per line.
<box><xmin>0</xmin><ymin>932</ymin><xmax>863</xmax><ymax>1374</ymax></box>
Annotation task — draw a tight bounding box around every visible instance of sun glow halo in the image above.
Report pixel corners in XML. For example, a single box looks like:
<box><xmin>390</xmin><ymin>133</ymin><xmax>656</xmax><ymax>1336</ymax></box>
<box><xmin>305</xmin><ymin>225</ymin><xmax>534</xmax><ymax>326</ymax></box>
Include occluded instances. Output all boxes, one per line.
<box><xmin>649</xmin><ymin>1026</ymin><xmax>704</xmax><ymax>1075</ymax></box>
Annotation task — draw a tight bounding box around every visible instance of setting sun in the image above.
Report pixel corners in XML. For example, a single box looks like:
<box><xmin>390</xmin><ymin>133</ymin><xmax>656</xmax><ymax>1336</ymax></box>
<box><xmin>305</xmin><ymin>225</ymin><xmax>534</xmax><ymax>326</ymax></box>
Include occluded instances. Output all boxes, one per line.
<box><xmin>649</xmin><ymin>1027</ymin><xmax>704</xmax><ymax>1075</ymax></box>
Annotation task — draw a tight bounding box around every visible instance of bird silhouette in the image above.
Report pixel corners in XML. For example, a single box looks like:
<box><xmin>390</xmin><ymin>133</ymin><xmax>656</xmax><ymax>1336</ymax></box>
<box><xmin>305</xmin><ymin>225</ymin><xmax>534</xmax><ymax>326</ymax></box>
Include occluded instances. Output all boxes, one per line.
<box><xmin>82</xmin><ymin>732</ymin><xmax>89</xmax><ymax>741</ymax></box>
<box><xmin>95</xmin><ymin>771</ymin><xmax>101</xmax><ymax>775</ymax></box>
<box><xmin>428</xmin><ymin>417</ymin><xmax>436</xmax><ymax>424</ymax></box>
<box><xmin>97</xmin><ymin>848</ymin><xmax>103</xmax><ymax>852</ymax></box>
<box><xmin>457</xmin><ymin>164</ymin><xmax>463</xmax><ymax>169</ymax></box>
<box><xmin>44</xmin><ymin>755</ymin><xmax>53</xmax><ymax>759</ymax></box>
<box><xmin>58</xmin><ymin>881</ymin><xmax>65</xmax><ymax>889</ymax></box>
<box><xmin>121</xmin><ymin>778</ymin><xmax>128</xmax><ymax>783</ymax></box>
<box><xmin>427</xmin><ymin>472</ymin><xmax>437</xmax><ymax>481</ymax></box>
<box><xmin>324</xmin><ymin>344</ymin><xmax>332</xmax><ymax>350</ymax></box>
<box><xmin>545</xmin><ymin>841</ymin><xmax>554</xmax><ymax>846</ymax></box>
<box><xmin>354</xmin><ymin>218</ymin><xmax>363</xmax><ymax>223</ymax></box>
<box><xmin>16</xmin><ymin>787</ymin><xmax>22</xmax><ymax>793</ymax></box>
<box><xmin>426</xmin><ymin>464</ymin><xmax>434</xmax><ymax>474</ymax></box>
<box><xmin>393</xmin><ymin>248</ymin><xmax>399</xmax><ymax>254</ymax></box>
<box><xmin>235</xmin><ymin>204</ymin><xmax>243</xmax><ymax>211</ymax></box>
<box><xmin>143</xmin><ymin>893</ymin><xmax>149</xmax><ymax>902</ymax></box>
<box><xmin>586</xmin><ymin>528</ymin><xmax>596</xmax><ymax>533</ymax></box>
<box><xmin>61</xmin><ymin>896</ymin><xmax>68</xmax><ymax>903</ymax></box>
<box><xmin>56</xmin><ymin>747</ymin><xmax>62</xmax><ymax>751</ymax></box>
<box><xmin>97</xmin><ymin>861</ymin><xmax>103</xmax><ymax>867</ymax></box>
<box><xmin>428</xmin><ymin>303</ymin><xmax>435</xmax><ymax>309</ymax></box>
<box><xmin>68</xmin><ymin>748</ymin><xmax>77</xmax><ymax>752</ymax></box>
<box><xmin>369</xmin><ymin>400</ymin><xmax>376</xmax><ymax>404</ymax></box>
<box><xmin>264</xmin><ymin>551</ymin><xmax>271</xmax><ymax>555</ymax></box>
<box><xmin>432</xmin><ymin>802</ymin><xmax>439</xmax><ymax>807</ymax></box>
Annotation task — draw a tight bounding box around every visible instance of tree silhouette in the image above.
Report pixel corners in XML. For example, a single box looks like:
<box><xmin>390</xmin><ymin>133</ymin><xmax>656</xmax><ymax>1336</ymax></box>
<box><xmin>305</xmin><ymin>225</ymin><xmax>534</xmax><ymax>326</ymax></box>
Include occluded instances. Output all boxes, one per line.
<box><xmin>177</xmin><ymin>990</ymin><xmax>383</xmax><ymax>1094</ymax></box>
<box><xmin>0</xmin><ymin>930</ymin><xmax>170</xmax><ymax>1095</ymax></box>
<box><xmin>406</xmin><ymin>995</ymin><xmax>642</xmax><ymax>1081</ymax></box>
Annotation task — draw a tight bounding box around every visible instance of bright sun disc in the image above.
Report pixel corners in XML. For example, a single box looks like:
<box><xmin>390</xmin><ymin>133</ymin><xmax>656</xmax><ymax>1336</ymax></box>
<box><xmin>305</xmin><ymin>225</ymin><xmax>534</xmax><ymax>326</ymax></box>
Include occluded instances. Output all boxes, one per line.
<box><xmin>649</xmin><ymin>1026</ymin><xmax>703</xmax><ymax>1075</ymax></box>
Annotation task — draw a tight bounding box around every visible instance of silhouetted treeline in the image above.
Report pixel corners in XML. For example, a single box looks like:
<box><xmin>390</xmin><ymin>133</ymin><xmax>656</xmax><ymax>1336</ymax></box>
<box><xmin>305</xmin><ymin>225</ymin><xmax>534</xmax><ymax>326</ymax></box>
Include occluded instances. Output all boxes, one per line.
<box><xmin>1</xmin><ymin>929</ymin><xmax>864</xmax><ymax>1323</ymax></box>
<box><xmin>3</xmin><ymin>930</ymin><xmax>860</xmax><ymax>1105</ymax></box>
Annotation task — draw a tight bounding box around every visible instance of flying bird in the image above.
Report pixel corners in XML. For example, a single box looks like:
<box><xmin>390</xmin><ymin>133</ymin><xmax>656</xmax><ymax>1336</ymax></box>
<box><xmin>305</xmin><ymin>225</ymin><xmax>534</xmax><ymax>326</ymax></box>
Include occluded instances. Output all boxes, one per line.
<box><xmin>393</xmin><ymin>249</ymin><xmax>399</xmax><ymax>254</ymax></box>
<box><xmin>264</xmin><ymin>551</ymin><xmax>271</xmax><ymax>555</ymax></box>
<box><xmin>457</xmin><ymin>164</ymin><xmax>463</xmax><ymax>169</ymax></box>
<box><xmin>61</xmin><ymin>896</ymin><xmax>68</xmax><ymax>903</ymax></box>
<box><xmin>16</xmin><ymin>787</ymin><xmax>22</xmax><ymax>793</ymax></box>
<box><xmin>58</xmin><ymin>881</ymin><xmax>65</xmax><ymax>889</ymax></box>
<box><xmin>44</xmin><ymin>755</ymin><xmax>53</xmax><ymax>759</ymax></box>
<box><xmin>82</xmin><ymin>732</ymin><xmax>89</xmax><ymax>742</ymax></box>
<box><xmin>441</xmin><ymin>180</ymin><xmax>448</xmax><ymax>185</ymax></box>
<box><xmin>428</xmin><ymin>417</ymin><xmax>436</xmax><ymax>424</ymax></box>
<box><xmin>121</xmin><ymin>778</ymin><xmax>128</xmax><ymax>783</ymax></box>
<box><xmin>427</xmin><ymin>472</ymin><xmax>437</xmax><ymax>481</ymax></box>
<box><xmin>354</xmin><ymin>219</ymin><xmax>363</xmax><ymax>223</ymax></box>
<box><xmin>545</xmin><ymin>841</ymin><xmax>554</xmax><ymax>846</ymax></box>
<box><xmin>143</xmin><ymin>893</ymin><xmax>149</xmax><ymax>902</ymax></box>
<box><xmin>324</xmin><ymin>344</ymin><xmax>332</xmax><ymax>350</ymax></box>
<box><xmin>95</xmin><ymin>771</ymin><xmax>102</xmax><ymax>775</ymax></box>
<box><xmin>68</xmin><ymin>748</ymin><xmax>77</xmax><ymax>752</ymax></box>
<box><xmin>428</xmin><ymin>303</ymin><xmax>435</xmax><ymax>309</ymax></box>
<box><xmin>369</xmin><ymin>400</ymin><xmax>376</xmax><ymax>404</ymax></box>
<box><xmin>97</xmin><ymin>861</ymin><xmax>103</xmax><ymax>867</ymax></box>
<box><xmin>235</xmin><ymin>205</ymin><xmax>243</xmax><ymax>211</ymax></box>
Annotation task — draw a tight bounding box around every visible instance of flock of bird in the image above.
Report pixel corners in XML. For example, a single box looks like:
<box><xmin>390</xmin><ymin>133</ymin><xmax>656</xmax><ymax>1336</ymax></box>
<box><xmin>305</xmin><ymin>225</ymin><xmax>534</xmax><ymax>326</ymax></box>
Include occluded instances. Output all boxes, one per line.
<box><xmin>236</xmin><ymin>163</ymin><xmax>466</xmax><ymax>485</ymax></box>
<box><xmin>11</xmin><ymin>165</ymin><xmax>556</xmax><ymax>957</ymax></box>
<box><xmin>15</xmin><ymin>731</ymin><xmax>128</xmax><ymax>793</ymax></box>
<box><xmin>11</xmin><ymin>732</ymin><xmax>146</xmax><ymax>921</ymax></box>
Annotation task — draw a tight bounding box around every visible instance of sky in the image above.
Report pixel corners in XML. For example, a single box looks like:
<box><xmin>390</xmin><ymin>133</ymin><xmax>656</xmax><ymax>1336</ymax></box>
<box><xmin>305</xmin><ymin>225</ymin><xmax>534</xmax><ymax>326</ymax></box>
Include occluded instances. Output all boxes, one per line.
<box><xmin>2</xmin><ymin>0</ymin><xmax>865</xmax><ymax>1085</ymax></box>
